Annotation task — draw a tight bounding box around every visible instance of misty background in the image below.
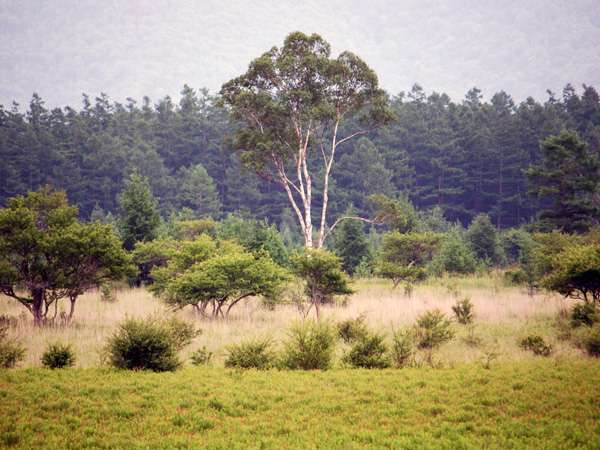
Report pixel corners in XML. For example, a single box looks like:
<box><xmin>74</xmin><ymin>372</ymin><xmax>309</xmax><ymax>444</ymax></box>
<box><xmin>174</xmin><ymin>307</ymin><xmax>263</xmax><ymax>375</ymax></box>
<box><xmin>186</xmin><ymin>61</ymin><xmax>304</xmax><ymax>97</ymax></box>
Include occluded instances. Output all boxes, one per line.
<box><xmin>2</xmin><ymin>0</ymin><xmax>600</xmax><ymax>108</ymax></box>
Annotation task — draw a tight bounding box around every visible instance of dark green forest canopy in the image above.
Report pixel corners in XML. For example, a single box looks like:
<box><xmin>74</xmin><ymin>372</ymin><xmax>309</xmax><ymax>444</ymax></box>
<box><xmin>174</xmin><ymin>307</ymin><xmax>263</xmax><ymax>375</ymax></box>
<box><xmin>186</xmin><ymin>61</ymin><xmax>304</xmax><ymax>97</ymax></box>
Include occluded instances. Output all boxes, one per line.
<box><xmin>1</xmin><ymin>83</ymin><xmax>599</xmax><ymax>228</ymax></box>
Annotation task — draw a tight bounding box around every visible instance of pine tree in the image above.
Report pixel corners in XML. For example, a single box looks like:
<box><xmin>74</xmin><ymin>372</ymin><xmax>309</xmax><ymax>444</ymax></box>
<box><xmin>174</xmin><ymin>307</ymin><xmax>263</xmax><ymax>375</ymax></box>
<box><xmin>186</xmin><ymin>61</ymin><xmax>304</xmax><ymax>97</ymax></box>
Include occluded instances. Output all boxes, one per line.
<box><xmin>333</xmin><ymin>209</ymin><xmax>371</xmax><ymax>275</ymax></box>
<box><xmin>176</xmin><ymin>163</ymin><xmax>222</xmax><ymax>218</ymax></box>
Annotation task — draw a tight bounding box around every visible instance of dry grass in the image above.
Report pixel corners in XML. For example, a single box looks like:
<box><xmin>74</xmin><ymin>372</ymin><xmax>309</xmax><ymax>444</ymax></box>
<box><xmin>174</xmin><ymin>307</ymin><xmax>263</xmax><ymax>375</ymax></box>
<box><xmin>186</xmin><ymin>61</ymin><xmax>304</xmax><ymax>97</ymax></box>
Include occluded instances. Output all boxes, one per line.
<box><xmin>0</xmin><ymin>275</ymin><xmax>579</xmax><ymax>368</ymax></box>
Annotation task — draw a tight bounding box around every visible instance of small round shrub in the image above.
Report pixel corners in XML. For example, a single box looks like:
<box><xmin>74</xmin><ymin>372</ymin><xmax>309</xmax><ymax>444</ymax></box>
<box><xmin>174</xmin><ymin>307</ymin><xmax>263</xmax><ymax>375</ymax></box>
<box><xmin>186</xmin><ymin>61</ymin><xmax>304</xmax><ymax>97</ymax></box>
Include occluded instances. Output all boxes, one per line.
<box><xmin>224</xmin><ymin>339</ymin><xmax>275</xmax><ymax>369</ymax></box>
<box><xmin>41</xmin><ymin>342</ymin><xmax>75</xmax><ymax>369</ymax></box>
<box><xmin>452</xmin><ymin>297</ymin><xmax>474</xmax><ymax>325</ymax></box>
<box><xmin>415</xmin><ymin>309</ymin><xmax>455</xmax><ymax>349</ymax></box>
<box><xmin>519</xmin><ymin>335</ymin><xmax>552</xmax><ymax>356</ymax></box>
<box><xmin>337</xmin><ymin>314</ymin><xmax>368</xmax><ymax>344</ymax></box>
<box><xmin>190</xmin><ymin>346</ymin><xmax>213</xmax><ymax>366</ymax></box>
<box><xmin>583</xmin><ymin>324</ymin><xmax>600</xmax><ymax>357</ymax></box>
<box><xmin>570</xmin><ymin>302</ymin><xmax>598</xmax><ymax>328</ymax></box>
<box><xmin>105</xmin><ymin>317</ymin><xmax>182</xmax><ymax>371</ymax></box>
<box><xmin>343</xmin><ymin>332</ymin><xmax>390</xmax><ymax>369</ymax></box>
<box><xmin>391</xmin><ymin>328</ymin><xmax>414</xmax><ymax>368</ymax></box>
<box><xmin>0</xmin><ymin>325</ymin><xmax>25</xmax><ymax>368</ymax></box>
<box><xmin>164</xmin><ymin>318</ymin><xmax>200</xmax><ymax>350</ymax></box>
<box><xmin>282</xmin><ymin>320</ymin><xmax>336</xmax><ymax>370</ymax></box>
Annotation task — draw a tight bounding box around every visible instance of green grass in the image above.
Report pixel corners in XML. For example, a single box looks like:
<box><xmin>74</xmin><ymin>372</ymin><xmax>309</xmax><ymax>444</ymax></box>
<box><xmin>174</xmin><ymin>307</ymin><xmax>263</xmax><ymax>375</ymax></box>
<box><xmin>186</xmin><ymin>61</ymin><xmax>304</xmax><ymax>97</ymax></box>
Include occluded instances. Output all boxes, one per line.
<box><xmin>2</xmin><ymin>360</ymin><xmax>600</xmax><ymax>449</ymax></box>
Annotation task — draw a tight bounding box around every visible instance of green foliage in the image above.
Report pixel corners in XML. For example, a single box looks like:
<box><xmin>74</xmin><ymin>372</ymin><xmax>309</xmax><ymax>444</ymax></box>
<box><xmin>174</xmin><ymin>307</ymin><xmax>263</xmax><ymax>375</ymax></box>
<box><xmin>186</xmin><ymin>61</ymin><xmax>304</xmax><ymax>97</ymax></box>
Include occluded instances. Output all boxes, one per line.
<box><xmin>290</xmin><ymin>249</ymin><xmax>353</xmax><ymax>317</ymax></box>
<box><xmin>282</xmin><ymin>320</ymin><xmax>336</xmax><ymax>370</ymax></box>
<box><xmin>390</xmin><ymin>329</ymin><xmax>415</xmax><ymax>368</ymax></box>
<box><xmin>519</xmin><ymin>335</ymin><xmax>553</xmax><ymax>357</ymax></box>
<box><xmin>175</xmin><ymin>164</ymin><xmax>222</xmax><ymax>218</ymax></box>
<box><xmin>131</xmin><ymin>239</ymin><xmax>179</xmax><ymax>286</ymax></box>
<box><xmin>224</xmin><ymin>339</ymin><xmax>276</xmax><ymax>370</ymax></box>
<box><xmin>99</xmin><ymin>283</ymin><xmax>117</xmax><ymax>302</ymax></box>
<box><xmin>414</xmin><ymin>310</ymin><xmax>455</xmax><ymax>349</ymax></box>
<box><xmin>526</xmin><ymin>130</ymin><xmax>599</xmax><ymax>233</ymax></box>
<box><xmin>163</xmin><ymin>318</ymin><xmax>200</xmax><ymax>351</ymax></box>
<box><xmin>151</xmin><ymin>237</ymin><xmax>288</xmax><ymax>318</ymax></box>
<box><xmin>466</xmin><ymin>214</ymin><xmax>505</xmax><ymax>264</ymax></box>
<box><xmin>190</xmin><ymin>347</ymin><xmax>213</xmax><ymax>366</ymax></box>
<box><xmin>343</xmin><ymin>332</ymin><xmax>390</xmax><ymax>369</ymax></box>
<box><xmin>337</xmin><ymin>315</ymin><xmax>369</xmax><ymax>344</ymax></box>
<box><xmin>541</xmin><ymin>243</ymin><xmax>600</xmax><ymax>303</ymax></box>
<box><xmin>571</xmin><ymin>302</ymin><xmax>599</xmax><ymax>327</ymax></box>
<box><xmin>429</xmin><ymin>230</ymin><xmax>478</xmax><ymax>275</ymax></box>
<box><xmin>370</xmin><ymin>194</ymin><xmax>419</xmax><ymax>233</ymax></box>
<box><xmin>377</xmin><ymin>231</ymin><xmax>441</xmax><ymax>288</ymax></box>
<box><xmin>41</xmin><ymin>343</ymin><xmax>76</xmax><ymax>369</ymax></box>
<box><xmin>452</xmin><ymin>297</ymin><xmax>474</xmax><ymax>324</ymax></box>
<box><xmin>0</xmin><ymin>325</ymin><xmax>25</xmax><ymax>368</ymax></box>
<box><xmin>118</xmin><ymin>172</ymin><xmax>161</xmax><ymax>250</ymax></box>
<box><xmin>333</xmin><ymin>213</ymin><xmax>371</xmax><ymax>275</ymax></box>
<box><xmin>105</xmin><ymin>317</ymin><xmax>189</xmax><ymax>371</ymax></box>
<box><xmin>0</xmin><ymin>186</ymin><xmax>131</xmax><ymax>325</ymax></box>
<box><xmin>583</xmin><ymin>324</ymin><xmax>600</xmax><ymax>357</ymax></box>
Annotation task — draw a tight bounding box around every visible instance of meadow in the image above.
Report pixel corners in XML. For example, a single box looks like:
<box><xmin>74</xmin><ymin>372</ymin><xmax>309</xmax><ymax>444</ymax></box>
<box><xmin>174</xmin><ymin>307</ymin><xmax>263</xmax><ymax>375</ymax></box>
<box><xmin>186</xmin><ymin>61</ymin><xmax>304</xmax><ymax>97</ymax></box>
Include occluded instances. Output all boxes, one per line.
<box><xmin>2</xmin><ymin>275</ymin><xmax>600</xmax><ymax>449</ymax></box>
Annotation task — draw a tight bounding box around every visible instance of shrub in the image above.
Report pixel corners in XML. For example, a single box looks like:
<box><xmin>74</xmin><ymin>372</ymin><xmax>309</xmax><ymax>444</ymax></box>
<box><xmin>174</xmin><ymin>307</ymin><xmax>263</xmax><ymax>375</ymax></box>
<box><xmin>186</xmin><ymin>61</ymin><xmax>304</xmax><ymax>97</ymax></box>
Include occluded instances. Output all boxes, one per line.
<box><xmin>391</xmin><ymin>329</ymin><xmax>414</xmax><ymax>368</ymax></box>
<box><xmin>41</xmin><ymin>342</ymin><xmax>76</xmax><ymax>369</ymax></box>
<box><xmin>466</xmin><ymin>214</ymin><xmax>505</xmax><ymax>265</ymax></box>
<box><xmin>583</xmin><ymin>324</ymin><xmax>600</xmax><ymax>357</ymax></box>
<box><xmin>224</xmin><ymin>339</ymin><xmax>276</xmax><ymax>370</ymax></box>
<box><xmin>105</xmin><ymin>317</ymin><xmax>184</xmax><ymax>371</ymax></box>
<box><xmin>519</xmin><ymin>335</ymin><xmax>553</xmax><ymax>356</ymax></box>
<box><xmin>429</xmin><ymin>230</ymin><xmax>477</xmax><ymax>275</ymax></box>
<box><xmin>100</xmin><ymin>283</ymin><xmax>117</xmax><ymax>302</ymax></box>
<box><xmin>452</xmin><ymin>297</ymin><xmax>474</xmax><ymax>325</ymax></box>
<box><xmin>0</xmin><ymin>325</ymin><xmax>25</xmax><ymax>368</ymax></box>
<box><xmin>190</xmin><ymin>346</ymin><xmax>213</xmax><ymax>366</ymax></box>
<box><xmin>570</xmin><ymin>302</ymin><xmax>598</xmax><ymax>328</ymax></box>
<box><xmin>343</xmin><ymin>332</ymin><xmax>390</xmax><ymax>369</ymax></box>
<box><xmin>164</xmin><ymin>318</ymin><xmax>200</xmax><ymax>350</ymax></box>
<box><xmin>282</xmin><ymin>320</ymin><xmax>336</xmax><ymax>370</ymax></box>
<box><xmin>414</xmin><ymin>310</ymin><xmax>455</xmax><ymax>349</ymax></box>
<box><xmin>337</xmin><ymin>315</ymin><xmax>369</xmax><ymax>344</ymax></box>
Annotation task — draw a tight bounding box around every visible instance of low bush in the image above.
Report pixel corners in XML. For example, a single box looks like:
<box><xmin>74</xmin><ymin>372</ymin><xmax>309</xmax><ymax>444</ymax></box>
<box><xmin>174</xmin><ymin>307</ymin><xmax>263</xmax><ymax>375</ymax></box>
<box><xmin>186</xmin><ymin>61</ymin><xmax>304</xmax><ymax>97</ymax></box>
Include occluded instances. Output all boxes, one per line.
<box><xmin>583</xmin><ymin>324</ymin><xmax>600</xmax><ymax>357</ymax></box>
<box><xmin>41</xmin><ymin>342</ymin><xmax>76</xmax><ymax>369</ymax></box>
<box><xmin>452</xmin><ymin>297</ymin><xmax>474</xmax><ymax>324</ymax></box>
<box><xmin>570</xmin><ymin>302</ymin><xmax>598</xmax><ymax>328</ymax></box>
<box><xmin>415</xmin><ymin>310</ymin><xmax>455</xmax><ymax>349</ymax></box>
<box><xmin>343</xmin><ymin>332</ymin><xmax>390</xmax><ymax>369</ymax></box>
<box><xmin>519</xmin><ymin>335</ymin><xmax>553</xmax><ymax>356</ymax></box>
<box><xmin>100</xmin><ymin>283</ymin><xmax>117</xmax><ymax>302</ymax></box>
<box><xmin>391</xmin><ymin>328</ymin><xmax>414</xmax><ymax>368</ymax></box>
<box><xmin>224</xmin><ymin>339</ymin><xmax>276</xmax><ymax>369</ymax></box>
<box><xmin>164</xmin><ymin>318</ymin><xmax>200</xmax><ymax>350</ymax></box>
<box><xmin>0</xmin><ymin>325</ymin><xmax>25</xmax><ymax>368</ymax></box>
<box><xmin>282</xmin><ymin>320</ymin><xmax>336</xmax><ymax>370</ymax></box>
<box><xmin>337</xmin><ymin>314</ymin><xmax>368</xmax><ymax>344</ymax></box>
<box><xmin>190</xmin><ymin>346</ymin><xmax>213</xmax><ymax>366</ymax></box>
<box><xmin>105</xmin><ymin>317</ymin><xmax>185</xmax><ymax>371</ymax></box>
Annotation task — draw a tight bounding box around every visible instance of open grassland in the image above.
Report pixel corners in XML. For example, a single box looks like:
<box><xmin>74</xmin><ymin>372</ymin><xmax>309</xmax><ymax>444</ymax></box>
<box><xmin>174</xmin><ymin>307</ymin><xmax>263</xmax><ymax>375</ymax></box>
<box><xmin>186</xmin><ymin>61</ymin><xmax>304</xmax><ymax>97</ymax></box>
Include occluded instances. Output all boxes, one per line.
<box><xmin>0</xmin><ymin>275</ymin><xmax>582</xmax><ymax>368</ymax></box>
<box><xmin>1</xmin><ymin>361</ymin><xmax>600</xmax><ymax>449</ymax></box>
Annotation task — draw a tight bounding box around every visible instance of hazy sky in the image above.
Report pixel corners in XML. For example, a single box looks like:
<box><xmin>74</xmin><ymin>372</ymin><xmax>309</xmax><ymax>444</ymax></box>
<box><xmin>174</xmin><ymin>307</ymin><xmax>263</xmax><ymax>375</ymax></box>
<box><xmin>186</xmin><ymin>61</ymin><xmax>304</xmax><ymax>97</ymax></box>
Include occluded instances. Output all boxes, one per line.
<box><xmin>2</xmin><ymin>0</ymin><xmax>600</xmax><ymax>108</ymax></box>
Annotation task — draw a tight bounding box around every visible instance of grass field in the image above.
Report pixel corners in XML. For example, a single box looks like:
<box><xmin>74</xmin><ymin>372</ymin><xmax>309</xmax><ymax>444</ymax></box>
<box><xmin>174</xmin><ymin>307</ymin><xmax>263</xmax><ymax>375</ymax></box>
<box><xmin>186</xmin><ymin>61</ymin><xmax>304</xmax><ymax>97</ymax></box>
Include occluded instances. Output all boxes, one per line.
<box><xmin>2</xmin><ymin>275</ymin><xmax>599</xmax><ymax>448</ymax></box>
<box><xmin>1</xmin><ymin>361</ymin><xmax>599</xmax><ymax>448</ymax></box>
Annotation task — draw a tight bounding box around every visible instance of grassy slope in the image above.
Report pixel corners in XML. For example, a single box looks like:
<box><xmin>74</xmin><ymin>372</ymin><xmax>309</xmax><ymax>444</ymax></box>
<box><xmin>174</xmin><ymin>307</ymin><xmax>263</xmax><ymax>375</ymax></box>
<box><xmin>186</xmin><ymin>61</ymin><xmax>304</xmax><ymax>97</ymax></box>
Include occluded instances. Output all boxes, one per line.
<box><xmin>2</xmin><ymin>361</ymin><xmax>599</xmax><ymax>449</ymax></box>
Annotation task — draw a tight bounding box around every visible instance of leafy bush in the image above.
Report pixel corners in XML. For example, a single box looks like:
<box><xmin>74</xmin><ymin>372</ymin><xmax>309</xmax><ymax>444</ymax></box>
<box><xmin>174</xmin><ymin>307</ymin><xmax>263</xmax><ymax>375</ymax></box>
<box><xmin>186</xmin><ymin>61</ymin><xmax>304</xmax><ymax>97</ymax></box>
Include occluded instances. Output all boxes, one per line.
<box><xmin>452</xmin><ymin>297</ymin><xmax>474</xmax><ymax>324</ymax></box>
<box><xmin>190</xmin><ymin>347</ymin><xmax>213</xmax><ymax>365</ymax></box>
<box><xmin>337</xmin><ymin>315</ymin><xmax>369</xmax><ymax>343</ymax></box>
<box><xmin>105</xmin><ymin>317</ymin><xmax>185</xmax><ymax>371</ymax></box>
<box><xmin>100</xmin><ymin>283</ymin><xmax>117</xmax><ymax>302</ymax></box>
<box><xmin>583</xmin><ymin>324</ymin><xmax>600</xmax><ymax>357</ymax></box>
<box><xmin>164</xmin><ymin>318</ymin><xmax>200</xmax><ymax>350</ymax></box>
<box><xmin>282</xmin><ymin>320</ymin><xmax>336</xmax><ymax>370</ymax></box>
<box><xmin>224</xmin><ymin>339</ymin><xmax>276</xmax><ymax>369</ymax></box>
<box><xmin>571</xmin><ymin>302</ymin><xmax>598</xmax><ymax>327</ymax></box>
<box><xmin>391</xmin><ymin>329</ymin><xmax>414</xmax><ymax>368</ymax></box>
<box><xmin>429</xmin><ymin>230</ymin><xmax>478</xmax><ymax>275</ymax></box>
<box><xmin>343</xmin><ymin>332</ymin><xmax>390</xmax><ymax>369</ymax></box>
<box><xmin>0</xmin><ymin>325</ymin><xmax>25</xmax><ymax>368</ymax></box>
<box><xmin>414</xmin><ymin>310</ymin><xmax>455</xmax><ymax>349</ymax></box>
<box><xmin>519</xmin><ymin>335</ymin><xmax>553</xmax><ymax>356</ymax></box>
<box><xmin>466</xmin><ymin>214</ymin><xmax>505</xmax><ymax>265</ymax></box>
<box><xmin>41</xmin><ymin>342</ymin><xmax>76</xmax><ymax>369</ymax></box>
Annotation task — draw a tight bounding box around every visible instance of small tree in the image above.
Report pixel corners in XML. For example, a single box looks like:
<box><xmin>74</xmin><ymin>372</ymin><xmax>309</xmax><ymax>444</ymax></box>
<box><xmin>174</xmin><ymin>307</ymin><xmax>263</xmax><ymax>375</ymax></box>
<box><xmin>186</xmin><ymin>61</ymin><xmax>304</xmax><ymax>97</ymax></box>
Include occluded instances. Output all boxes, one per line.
<box><xmin>290</xmin><ymin>249</ymin><xmax>353</xmax><ymax>318</ymax></box>
<box><xmin>0</xmin><ymin>187</ymin><xmax>130</xmax><ymax>325</ymax></box>
<box><xmin>131</xmin><ymin>239</ymin><xmax>179</xmax><ymax>286</ymax></box>
<box><xmin>118</xmin><ymin>172</ymin><xmax>161</xmax><ymax>250</ymax></box>
<box><xmin>466</xmin><ymin>214</ymin><xmax>504</xmax><ymax>264</ymax></box>
<box><xmin>377</xmin><ymin>231</ymin><xmax>442</xmax><ymax>289</ymax></box>
<box><xmin>542</xmin><ymin>243</ymin><xmax>600</xmax><ymax>304</ymax></box>
<box><xmin>176</xmin><ymin>164</ymin><xmax>222</xmax><ymax>218</ymax></box>
<box><xmin>333</xmin><ymin>209</ymin><xmax>371</xmax><ymax>275</ymax></box>
<box><xmin>150</xmin><ymin>237</ymin><xmax>288</xmax><ymax>318</ymax></box>
<box><xmin>429</xmin><ymin>229</ymin><xmax>477</xmax><ymax>275</ymax></box>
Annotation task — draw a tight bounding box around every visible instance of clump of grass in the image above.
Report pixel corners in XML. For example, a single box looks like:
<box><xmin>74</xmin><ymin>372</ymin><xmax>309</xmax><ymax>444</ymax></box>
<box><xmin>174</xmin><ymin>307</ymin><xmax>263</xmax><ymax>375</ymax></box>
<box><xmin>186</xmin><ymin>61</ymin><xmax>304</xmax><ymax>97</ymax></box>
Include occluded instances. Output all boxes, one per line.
<box><xmin>390</xmin><ymin>328</ymin><xmax>414</xmax><ymax>368</ymax></box>
<box><xmin>190</xmin><ymin>346</ymin><xmax>213</xmax><ymax>366</ymax></box>
<box><xmin>0</xmin><ymin>324</ymin><xmax>25</xmax><ymax>368</ymax></box>
<box><xmin>519</xmin><ymin>335</ymin><xmax>552</xmax><ymax>357</ymax></box>
<box><xmin>452</xmin><ymin>297</ymin><xmax>474</xmax><ymax>324</ymax></box>
<box><xmin>42</xmin><ymin>342</ymin><xmax>76</xmax><ymax>369</ymax></box>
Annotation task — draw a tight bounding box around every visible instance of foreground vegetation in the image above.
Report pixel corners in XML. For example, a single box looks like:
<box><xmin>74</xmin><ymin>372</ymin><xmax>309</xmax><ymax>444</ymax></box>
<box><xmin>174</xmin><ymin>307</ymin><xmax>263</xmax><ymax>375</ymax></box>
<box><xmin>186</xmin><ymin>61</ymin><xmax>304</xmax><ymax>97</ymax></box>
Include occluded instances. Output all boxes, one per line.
<box><xmin>1</xmin><ymin>361</ymin><xmax>599</xmax><ymax>449</ymax></box>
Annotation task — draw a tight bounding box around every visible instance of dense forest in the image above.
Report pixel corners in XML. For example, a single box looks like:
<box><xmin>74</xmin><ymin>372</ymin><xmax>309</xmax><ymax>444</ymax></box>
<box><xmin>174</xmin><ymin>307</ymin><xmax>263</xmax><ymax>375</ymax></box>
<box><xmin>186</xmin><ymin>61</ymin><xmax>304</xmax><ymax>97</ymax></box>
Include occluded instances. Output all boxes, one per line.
<box><xmin>1</xmin><ymin>83</ymin><xmax>600</xmax><ymax>230</ymax></box>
